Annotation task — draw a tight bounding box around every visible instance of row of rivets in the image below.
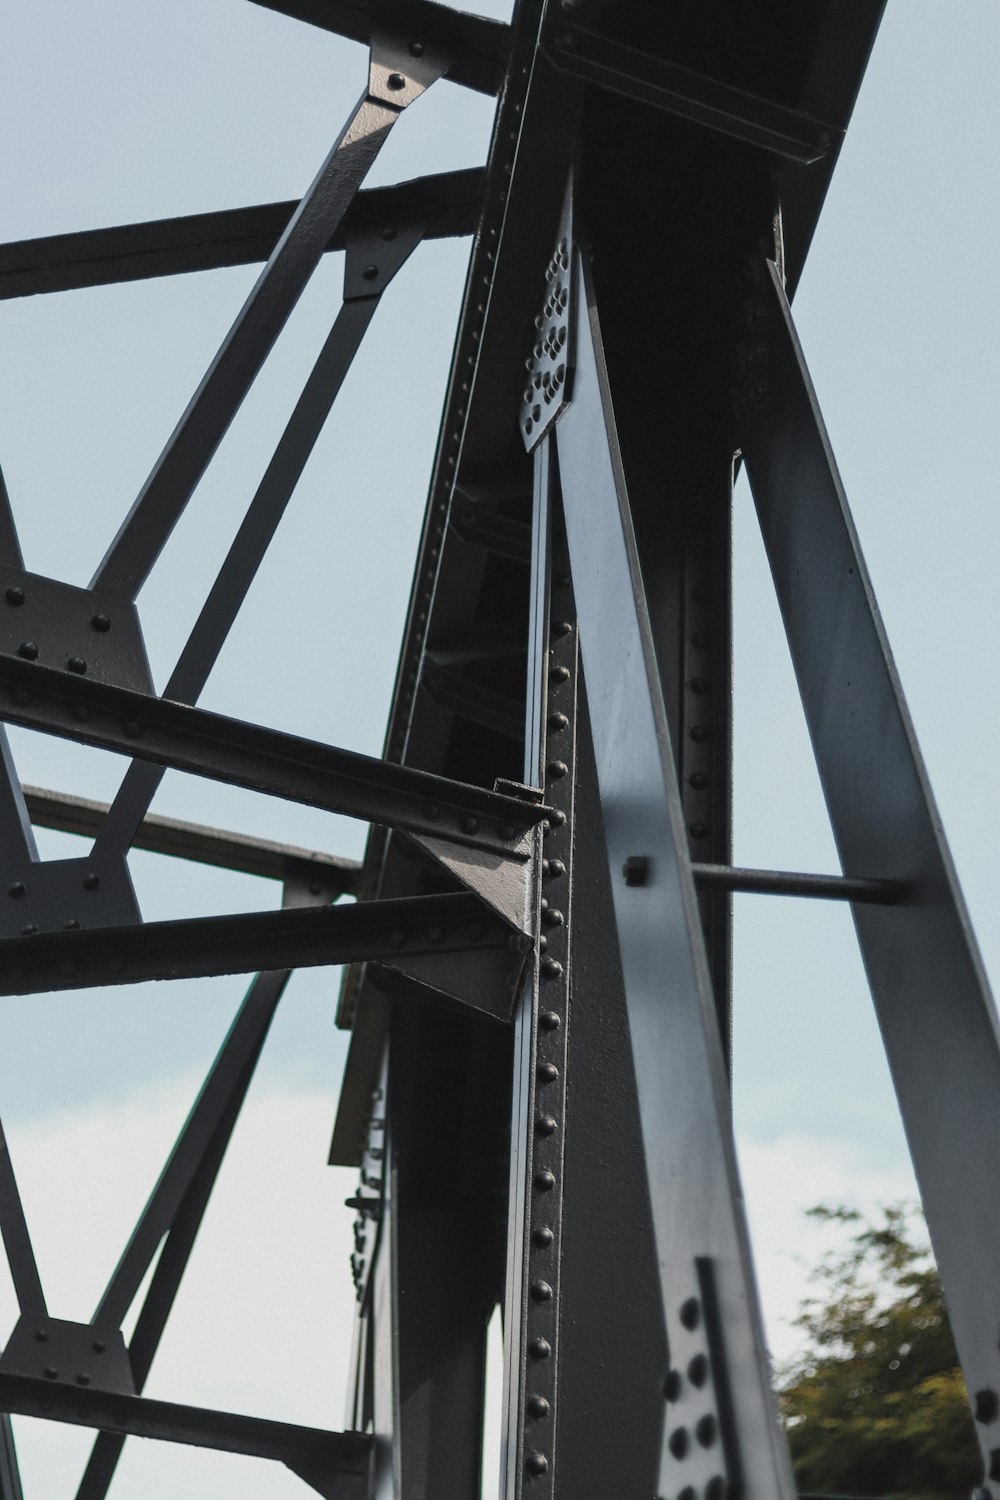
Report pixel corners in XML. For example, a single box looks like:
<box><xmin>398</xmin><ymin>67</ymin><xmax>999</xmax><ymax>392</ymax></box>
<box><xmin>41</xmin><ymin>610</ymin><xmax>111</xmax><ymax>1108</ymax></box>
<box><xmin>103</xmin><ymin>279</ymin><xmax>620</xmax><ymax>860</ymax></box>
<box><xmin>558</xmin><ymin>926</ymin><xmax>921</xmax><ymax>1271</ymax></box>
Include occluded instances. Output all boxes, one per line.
<box><xmin>522</xmin><ymin>548</ymin><xmax>577</xmax><ymax>1489</ymax></box>
<box><xmin>384</xmin><ymin>24</ymin><xmax>537</xmax><ymax>773</ymax></box>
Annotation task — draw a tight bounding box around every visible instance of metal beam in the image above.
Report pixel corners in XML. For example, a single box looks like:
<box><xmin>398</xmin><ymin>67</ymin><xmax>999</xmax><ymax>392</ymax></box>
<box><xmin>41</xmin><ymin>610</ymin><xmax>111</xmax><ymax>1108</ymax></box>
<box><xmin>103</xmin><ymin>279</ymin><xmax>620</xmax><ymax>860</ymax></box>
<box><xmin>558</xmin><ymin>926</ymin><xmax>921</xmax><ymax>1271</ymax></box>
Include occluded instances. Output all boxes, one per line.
<box><xmin>0</xmin><ymin>168</ymin><xmax>482</xmax><ymax>301</ymax></box>
<box><xmin>742</xmin><ymin>256</ymin><xmax>1000</xmax><ymax>1481</ymax></box>
<box><xmin>22</xmin><ymin>785</ymin><xmax>361</xmax><ymax>890</ymax></box>
<box><xmin>546</xmin><ymin>23</ymin><xmax>840</xmax><ymax>165</ymax></box>
<box><xmin>0</xmin><ymin>892</ymin><xmax>526</xmax><ymax>1000</ymax></box>
<box><xmin>554</xmin><ymin>238</ymin><xmax>794</xmax><ymax>1500</ymax></box>
<box><xmin>0</xmin><ymin>657</ymin><xmax>549</xmax><ymax>857</ymax></box>
<box><xmin>246</xmin><ymin>0</ymin><xmax>510</xmax><ymax>96</ymax></box>
<box><xmin>690</xmin><ymin>863</ymin><xmax>902</xmax><ymax>904</ymax></box>
<box><xmin>0</xmin><ymin>1373</ymin><xmax>371</xmax><ymax>1498</ymax></box>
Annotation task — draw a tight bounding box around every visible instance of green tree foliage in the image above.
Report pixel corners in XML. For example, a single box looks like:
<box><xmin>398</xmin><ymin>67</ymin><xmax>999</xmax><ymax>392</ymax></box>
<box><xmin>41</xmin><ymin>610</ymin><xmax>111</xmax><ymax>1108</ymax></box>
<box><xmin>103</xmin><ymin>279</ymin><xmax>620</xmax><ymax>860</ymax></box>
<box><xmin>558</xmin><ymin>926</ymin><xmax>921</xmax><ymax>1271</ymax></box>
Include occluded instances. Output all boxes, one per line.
<box><xmin>777</xmin><ymin>1205</ymin><xmax>980</xmax><ymax>1498</ymax></box>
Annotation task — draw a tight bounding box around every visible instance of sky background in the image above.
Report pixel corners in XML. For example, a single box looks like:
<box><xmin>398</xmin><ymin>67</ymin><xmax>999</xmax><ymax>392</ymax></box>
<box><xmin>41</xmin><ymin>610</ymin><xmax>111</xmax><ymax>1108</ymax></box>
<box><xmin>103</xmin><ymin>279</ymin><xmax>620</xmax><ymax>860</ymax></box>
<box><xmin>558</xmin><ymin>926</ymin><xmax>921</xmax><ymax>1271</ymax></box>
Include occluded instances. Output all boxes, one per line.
<box><xmin>1</xmin><ymin>0</ymin><xmax>999</xmax><ymax>1494</ymax></box>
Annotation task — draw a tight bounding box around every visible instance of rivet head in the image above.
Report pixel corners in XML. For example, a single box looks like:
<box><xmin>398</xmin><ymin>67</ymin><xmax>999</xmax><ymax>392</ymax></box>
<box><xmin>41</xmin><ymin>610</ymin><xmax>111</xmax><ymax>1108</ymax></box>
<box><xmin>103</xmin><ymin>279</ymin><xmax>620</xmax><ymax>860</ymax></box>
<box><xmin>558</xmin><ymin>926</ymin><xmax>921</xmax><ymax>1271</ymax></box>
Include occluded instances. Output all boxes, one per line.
<box><xmin>688</xmin><ymin>1352</ymin><xmax>709</xmax><ymax>1387</ymax></box>
<box><xmin>688</xmin><ymin>772</ymin><xmax>709</xmax><ymax>791</ymax></box>
<box><xmin>546</xmin><ymin>761</ymin><xmax>568</xmax><ymax>780</ymax></box>
<box><xmin>679</xmin><ymin>1297</ymin><xmax>700</xmax><ymax>1330</ymax></box>
<box><xmin>43</xmin><ymin>1367</ymin><xmax>58</xmax><ymax>1380</ymax></box>
<box><xmin>689</xmin><ymin>822</ymin><xmax>710</xmax><ymax>840</ymax></box>
<box><xmin>91</xmin><ymin>613</ymin><xmax>111</xmax><ymax>632</ymax></box>
<box><xmin>75</xmin><ymin>1372</ymin><xmax>90</xmax><ymax>1386</ymax></box>
<box><xmin>461</xmin><ymin>815</ymin><xmax>480</xmax><ymax>835</ymax></box>
<box><xmin>82</xmin><ymin>873</ymin><xmax>100</xmax><ymax>891</ymax></box>
<box><xmin>976</xmin><ymin>1389</ymin><xmax>1000</xmax><ymax>1424</ymax></box>
<box><xmin>690</xmin><ymin>725</ymin><xmax>711</xmax><ymax>743</ymax></box>
<box><xmin>552</xmin><ymin>620</ymin><xmax>572</xmax><ymax>638</ymax></box>
<box><xmin>527</xmin><ymin>1394</ymin><xmax>550</xmax><ymax>1419</ymax></box>
<box><xmin>528</xmin><ymin>1337</ymin><xmax>551</xmax><ymax>1360</ymax></box>
<box><xmin>539</xmin><ymin>1010</ymin><xmax>561</xmax><ymax>1031</ymax></box>
<box><xmin>34</xmin><ymin>1329</ymin><xmax>48</xmax><ymax>1343</ymax></box>
<box><xmin>704</xmin><ymin>1477</ymin><xmax>728</xmax><ymax>1500</ymax></box>
<box><xmin>17</xmin><ymin>641</ymin><xmax>38</xmax><ymax>660</ymax></box>
<box><xmin>532</xmin><ymin>1225</ymin><xmax>554</xmax><ymax>1248</ymax></box>
<box><xmin>550</xmin><ymin>665</ymin><xmax>570</xmax><ymax>684</ymax></box>
<box><xmin>545</xmin><ymin>809</ymin><xmax>566</xmax><ymax>830</ymax></box>
<box><xmin>91</xmin><ymin>1340</ymin><xmax>106</xmax><ymax>1355</ymax></box>
<box><xmin>535</xmin><ymin>1115</ymin><xmax>557</xmax><ymax>1136</ymax></box>
<box><xmin>67</xmin><ymin>657</ymin><xmax>87</xmax><ymax>674</ymax></box>
<box><xmin>4</xmin><ymin>587</ymin><xmax>24</xmax><ymax>607</ymax></box>
<box><xmin>540</xmin><ymin>957</ymin><xmax>563</xmax><ymax>980</ymax></box>
<box><xmin>542</xmin><ymin>907</ymin><xmax>564</xmax><ymax>929</ymax></box>
<box><xmin>7</xmin><ymin>882</ymin><xmax>25</xmax><ymax>899</ymax></box>
<box><xmin>664</xmin><ymin>1368</ymin><xmax>682</xmax><ymax>1402</ymax></box>
<box><xmin>623</xmin><ymin>855</ymin><xmax>649</xmax><ymax>886</ymax></box>
<box><xmin>530</xmin><ymin>1279</ymin><xmax>553</xmax><ymax>1302</ymax></box>
<box><xmin>386</xmin><ymin>71</ymin><xmax>406</xmax><ymax>90</ymax></box>
<box><xmin>362</xmin><ymin>264</ymin><xmax>379</xmax><ymax>281</ymax></box>
<box><xmin>408</xmin><ymin>40</ymin><xmax>424</xmax><ymax>56</ymax></box>
<box><xmin>427</xmin><ymin>925</ymin><xmax>445</xmax><ymax>945</ymax></box>
<box><xmin>548</xmin><ymin>712</ymin><xmax>568</xmax><ymax>732</ymax></box>
<box><xmin>21</xmin><ymin>924</ymin><xmax>38</xmax><ymax>936</ymax></box>
<box><xmin>689</xmin><ymin>677</ymin><xmax>710</xmax><ymax>695</ymax></box>
<box><xmin>534</xmin><ymin>1169</ymin><xmax>556</xmax><ymax>1192</ymax></box>
<box><xmin>545</xmin><ymin>859</ymin><xmax>566</xmax><ymax>879</ymax></box>
<box><xmin>668</xmin><ymin>1427</ymin><xmax>688</xmax><ymax>1459</ymax></box>
<box><xmin>499</xmin><ymin>823</ymin><xmax>517</xmax><ymax>840</ymax></box>
<box><xmin>64</xmin><ymin>919</ymin><xmax>80</xmax><ymax>930</ymax></box>
<box><xmin>525</xmin><ymin>1451</ymin><xmax>548</xmax><ymax>1475</ymax></box>
<box><xmin>696</xmin><ymin>1414</ymin><xmax>717</xmax><ymax>1448</ymax></box>
<box><xmin>537</xmin><ymin>1061</ymin><xmax>559</xmax><ymax>1084</ymax></box>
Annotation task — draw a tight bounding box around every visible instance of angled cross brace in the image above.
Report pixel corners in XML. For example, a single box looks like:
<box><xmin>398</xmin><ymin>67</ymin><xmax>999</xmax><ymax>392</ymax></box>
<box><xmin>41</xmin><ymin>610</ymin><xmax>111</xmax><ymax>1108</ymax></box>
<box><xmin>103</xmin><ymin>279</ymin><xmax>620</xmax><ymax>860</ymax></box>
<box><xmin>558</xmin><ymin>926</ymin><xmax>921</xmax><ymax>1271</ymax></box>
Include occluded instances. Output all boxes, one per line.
<box><xmin>0</xmin><ymin>167</ymin><xmax>483</xmax><ymax>300</ymax></box>
<box><xmin>0</xmin><ymin>1374</ymin><xmax>371</xmax><ymax>1500</ymax></box>
<box><xmin>0</xmin><ymin>656</ymin><xmax>548</xmax><ymax>856</ymax></box>
<box><xmin>742</xmin><ymin>257</ymin><xmax>1000</xmax><ymax>1480</ymax></box>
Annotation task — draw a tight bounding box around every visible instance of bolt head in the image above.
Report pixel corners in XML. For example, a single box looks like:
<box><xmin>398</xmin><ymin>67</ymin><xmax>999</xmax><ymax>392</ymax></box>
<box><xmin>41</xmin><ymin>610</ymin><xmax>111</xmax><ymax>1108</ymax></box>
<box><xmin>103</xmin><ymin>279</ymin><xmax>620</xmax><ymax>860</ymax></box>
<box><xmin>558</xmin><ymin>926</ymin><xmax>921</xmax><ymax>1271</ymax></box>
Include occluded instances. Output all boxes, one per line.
<box><xmin>976</xmin><ymin>1389</ymin><xmax>1000</xmax><ymax>1424</ymax></box>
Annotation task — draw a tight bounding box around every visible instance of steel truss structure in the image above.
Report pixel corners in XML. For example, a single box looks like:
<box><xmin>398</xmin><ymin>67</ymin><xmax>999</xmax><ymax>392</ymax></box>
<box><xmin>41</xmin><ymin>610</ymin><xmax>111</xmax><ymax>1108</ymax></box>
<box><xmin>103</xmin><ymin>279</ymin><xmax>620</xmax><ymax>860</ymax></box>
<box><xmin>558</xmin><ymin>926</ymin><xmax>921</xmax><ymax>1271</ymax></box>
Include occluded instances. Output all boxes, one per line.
<box><xmin>0</xmin><ymin>1</ymin><xmax>998</xmax><ymax>1497</ymax></box>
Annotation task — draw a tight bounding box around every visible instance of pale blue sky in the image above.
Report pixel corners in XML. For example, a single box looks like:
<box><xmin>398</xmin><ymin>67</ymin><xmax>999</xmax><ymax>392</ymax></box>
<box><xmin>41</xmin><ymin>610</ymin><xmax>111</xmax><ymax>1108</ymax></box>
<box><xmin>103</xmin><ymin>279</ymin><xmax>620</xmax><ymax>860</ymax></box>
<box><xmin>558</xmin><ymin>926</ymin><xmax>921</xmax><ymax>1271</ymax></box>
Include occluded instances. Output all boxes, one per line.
<box><xmin>0</xmin><ymin>0</ymin><xmax>997</xmax><ymax>1493</ymax></box>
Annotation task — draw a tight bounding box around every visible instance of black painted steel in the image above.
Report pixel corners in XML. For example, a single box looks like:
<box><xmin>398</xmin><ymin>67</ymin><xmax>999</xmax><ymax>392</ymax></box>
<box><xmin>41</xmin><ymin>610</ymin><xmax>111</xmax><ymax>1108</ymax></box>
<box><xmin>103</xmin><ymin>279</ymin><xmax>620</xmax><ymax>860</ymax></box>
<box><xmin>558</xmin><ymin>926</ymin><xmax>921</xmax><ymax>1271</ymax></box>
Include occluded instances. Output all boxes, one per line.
<box><xmin>743</xmin><ymin>257</ymin><xmax>1000</xmax><ymax>1478</ymax></box>
<box><xmin>0</xmin><ymin>656</ymin><xmax>549</xmax><ymax>857</ymax></box>
<box><xmin>554</xmin><ymin>240</ymin><xmax>794</xmax><ymax>1500</ymax></box>
<box><xmin>23</xmin><ymin>785</ymin><xmax>360</xmax><ymax>890</ymax></box>
<box><xmin>0</xmin><ymin>1373</ymin><xmax>371</xmax><ymax>1497</ymax></box>
<box><xmin>691</xmin><ymin>863</ymin><xmax>901</xmax><ymax>904</ymax></box>
<box><xmin>547</xmin><ymin>23</ymin><xmax>839</xmax><ymax>164</ymax></box>
<box><xmin>0</xmin><ymin>891</ymin><xmax>521</xmax><ymax>998</ymax></box>
<box><xmin>93</xmin><ymin>221</ymin><xmax>424</xmax><ymax>864</ymax></box>
<box><xmin>0</xmin><ymin>168</ymin><xmax>481</xmax><ymax>300</ymax></box>
<box><xmin>0</xmin><ymin>1123</ymin><xmax>45</xmax><ymax>1316</ymax></box>
<box><xmin>247</xmin><ymin>0</ymin><xmax>510</xmax><ymax>96</ymax></box>
<box><xmin>91</xmin><ymin>37</ymin><xmax>448</xmax><ymax>600</ymax></box>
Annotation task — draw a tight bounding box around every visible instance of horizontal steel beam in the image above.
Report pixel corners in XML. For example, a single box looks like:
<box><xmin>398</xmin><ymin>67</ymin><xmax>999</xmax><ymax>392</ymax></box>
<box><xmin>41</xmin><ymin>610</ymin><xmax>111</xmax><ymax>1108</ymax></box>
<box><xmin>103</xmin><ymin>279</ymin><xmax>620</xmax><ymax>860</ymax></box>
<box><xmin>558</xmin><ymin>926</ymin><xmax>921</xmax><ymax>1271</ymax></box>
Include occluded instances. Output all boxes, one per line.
<box><xmin>0</xmin><ymin>891</ymin><xmax>517</xmax><ymax>996</ymax></box>
<box><xmin>0</xmin><ymin>168</ymin><xmax>483</xmax><ymax>301</ymax></box>
<box><xmin>22</xmin><ymin>784</ymin><xmax>360</xmax><ymax>890</ymax></box>
<box><xmin>0</xmin><ymin>1372</ymin><xmax>370</xmax><ymax>1496</ymax></box>
<box><xmin>247</xmin><ymin>0</ymin><xmax>510</xmax><ymax>96</ymax></box>
<box><xmin>0</xmin><ymin>658</ymin><xmax>549</xmax><ymax>856</ymax></box>
<box><xmin>546</xmin><ymin>23</ymin><xmax>840</xmax><ymax>165</ymax></box>
<box><xmin>690</xmin><ymin>863</ymin><xmax>901</xmax><ymax>904</ymax></box>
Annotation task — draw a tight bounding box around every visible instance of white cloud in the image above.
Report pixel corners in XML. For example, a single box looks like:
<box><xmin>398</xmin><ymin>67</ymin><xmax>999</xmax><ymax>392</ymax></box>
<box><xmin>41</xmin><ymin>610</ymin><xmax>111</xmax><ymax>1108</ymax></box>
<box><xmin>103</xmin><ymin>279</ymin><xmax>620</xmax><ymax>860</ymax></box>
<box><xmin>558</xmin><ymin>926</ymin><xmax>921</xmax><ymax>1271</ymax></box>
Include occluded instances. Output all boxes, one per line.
<box><xmin>737</xmin><ymin>1131</ymin><xmax>919</xmax><ymax>1368</ymax></box>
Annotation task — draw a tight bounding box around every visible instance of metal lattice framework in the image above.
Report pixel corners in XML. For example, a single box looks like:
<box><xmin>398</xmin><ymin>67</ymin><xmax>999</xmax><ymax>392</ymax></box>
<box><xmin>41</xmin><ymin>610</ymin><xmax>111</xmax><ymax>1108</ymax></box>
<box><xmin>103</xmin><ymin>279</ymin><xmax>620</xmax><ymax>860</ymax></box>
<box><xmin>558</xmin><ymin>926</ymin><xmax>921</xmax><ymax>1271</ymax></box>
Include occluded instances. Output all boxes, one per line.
<box><xmin>0</xmin><ymin>1</ymin><xmax>998</xmax><ymax>1497</ymax></box>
